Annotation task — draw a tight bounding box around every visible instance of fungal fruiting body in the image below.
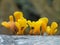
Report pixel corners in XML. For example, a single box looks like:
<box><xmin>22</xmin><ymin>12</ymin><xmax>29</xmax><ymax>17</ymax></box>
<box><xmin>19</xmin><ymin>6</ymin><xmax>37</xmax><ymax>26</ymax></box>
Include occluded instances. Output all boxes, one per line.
<box><xmin>1</xmin><ymin>15</ymin><xmax>17</xmax><ymax>34</ymax></box>
<box><xmin>46</xmin><ymin>22</ymin><xmax>58</xmax><ymax>35</ymax></box>
<box><xmin>38</xmin><ymin>17</ymin><xmax>48</xmax><ymax>35</ymax></box>
<box><xmin>1</xmin><ymin>11</ymin><xmax>58</xmax><ymax>35</ymax></box>
<box><xmin>15</xmin><ymin>19</ymin><xmax>28</xmax><ymax>35</ymax></box>
<box><xmin>27</xmin><ymin>20</ymin><xmax>42</xmax><ymax>35</ymax></box>
<box><xmin>14</xmin><ymin>11</ymin><xmax>24</xmax><ymax>21</ymax></box>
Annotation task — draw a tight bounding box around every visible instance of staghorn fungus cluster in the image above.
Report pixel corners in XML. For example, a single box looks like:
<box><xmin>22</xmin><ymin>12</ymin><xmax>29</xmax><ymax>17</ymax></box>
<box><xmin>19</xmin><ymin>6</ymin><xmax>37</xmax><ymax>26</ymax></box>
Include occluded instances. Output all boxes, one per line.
<box><xmin>1</xmin><ymin>11</ymin><xmax>58</xmax><ymax>35</ymax></box>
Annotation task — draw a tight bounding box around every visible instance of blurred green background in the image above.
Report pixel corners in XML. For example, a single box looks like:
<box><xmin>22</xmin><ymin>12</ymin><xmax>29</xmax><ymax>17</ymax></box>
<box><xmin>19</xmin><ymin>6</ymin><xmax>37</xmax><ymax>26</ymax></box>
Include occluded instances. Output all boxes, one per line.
<box><xmin>0</xmin><ymin>0</ymin><xmax>60</xmax><ymax>35</ymax></box>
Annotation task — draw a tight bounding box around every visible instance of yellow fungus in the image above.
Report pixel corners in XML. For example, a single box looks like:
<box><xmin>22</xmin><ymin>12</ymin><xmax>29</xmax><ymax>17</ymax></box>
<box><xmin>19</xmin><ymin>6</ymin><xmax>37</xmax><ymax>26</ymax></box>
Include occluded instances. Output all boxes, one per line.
<box><xmin>1</xmin><ymin>21</ymin><xmax>10</xmax><ymax>28</ymax></box>
<box><xmin>46</xmin><ymin>22</ymin><xmax>58</xmax><ymax>35</ymax></box>
<box><xmin>14</xmin><ymin>11</ymin><xmax>23</xmax><ymax>21</ymax></box>
<box><xmin>46</xmin><ymin>26</ymin><xmax>51</xmax><ymax>35</ymax></box>
<box><xmin>38</xmin><ymin>17</ymin><xmax>48</xmax><ymax>35</ymax></box>
<box><xmin>51</xmin><ymin>22</ymin><xmax>58</xmax><ymax>30</ymax></box>
<box><xmin>1</xmin><ymin>11</ymin><xmax>58</xmax><ymax>35</ymax></box>
<box><xmin>9</xmin><ymin>15</ymin><xmax>14</xmax><ymax>22</ymax></box>
<box><xmin>27</xmin><ymin>20</ymin><xmax>41</xmax><ymax>35</ymax></box>
<box><xmin>15</xmin><ymin>18</ymin><xmax>28</xmax><ymax>35</ymax></box>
